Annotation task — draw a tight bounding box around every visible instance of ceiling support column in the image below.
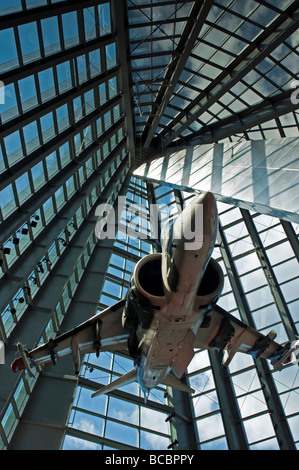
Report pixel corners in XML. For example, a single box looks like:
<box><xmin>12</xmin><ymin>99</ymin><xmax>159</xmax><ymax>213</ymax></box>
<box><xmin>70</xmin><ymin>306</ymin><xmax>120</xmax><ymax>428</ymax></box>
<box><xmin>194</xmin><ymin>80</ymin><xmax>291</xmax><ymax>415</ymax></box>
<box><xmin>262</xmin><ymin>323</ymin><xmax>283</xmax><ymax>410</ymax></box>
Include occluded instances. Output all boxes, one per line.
<box><xmin>218</xmin><ymin>222</ymin><xmax>297</xmax><ymax>450</ymax></box>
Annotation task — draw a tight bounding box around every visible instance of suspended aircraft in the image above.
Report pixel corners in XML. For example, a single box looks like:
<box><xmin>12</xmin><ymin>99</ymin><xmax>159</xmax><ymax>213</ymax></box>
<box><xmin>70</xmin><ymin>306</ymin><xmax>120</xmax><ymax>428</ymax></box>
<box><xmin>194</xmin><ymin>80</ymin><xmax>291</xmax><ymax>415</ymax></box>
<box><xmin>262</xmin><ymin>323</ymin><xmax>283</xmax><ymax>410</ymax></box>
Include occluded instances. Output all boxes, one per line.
<box><xmin>11</xmin><ymin>192</ymin><xmax>298</xmax><ymax>401</ymax></box>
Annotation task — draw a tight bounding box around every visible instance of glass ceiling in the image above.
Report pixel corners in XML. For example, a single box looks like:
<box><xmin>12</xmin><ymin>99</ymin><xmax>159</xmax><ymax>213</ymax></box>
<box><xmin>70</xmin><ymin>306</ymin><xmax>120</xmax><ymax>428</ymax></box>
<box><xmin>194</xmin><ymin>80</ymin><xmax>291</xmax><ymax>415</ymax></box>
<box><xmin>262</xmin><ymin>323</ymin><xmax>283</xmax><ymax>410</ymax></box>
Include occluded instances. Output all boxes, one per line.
<box><xmin>0</xmin><ymin>0</ymin><xmax>298</xmax><ymax>452</ymax></box>
<box><xmin>127</xmin><ymin>0</ymin><xmax>299</xmax><ymax>148</ymax></box>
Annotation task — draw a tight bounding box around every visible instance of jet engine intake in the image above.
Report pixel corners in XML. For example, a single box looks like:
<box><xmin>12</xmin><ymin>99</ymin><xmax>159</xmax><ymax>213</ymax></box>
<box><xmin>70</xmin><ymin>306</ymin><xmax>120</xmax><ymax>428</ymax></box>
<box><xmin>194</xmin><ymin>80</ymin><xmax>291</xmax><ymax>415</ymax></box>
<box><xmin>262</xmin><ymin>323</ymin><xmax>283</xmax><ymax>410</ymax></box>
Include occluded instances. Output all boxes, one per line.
<box><xmin>196</xmin><ymin>258</ymin><xmax>224</xmax><ymax>308</ymax></box>
<box><xmin>122</xmin><ymin>254</ymin><xmax>167</xmax><ymax>362</ymax></box>
<box><xmin>122</xmin><ymin>254</ymin><xmax>166</xmax><ymax>333</ymax></box>
<box><xmin>134</xmin><ymin>253</ymin><xmax>166</xmax><ymax>304</ymax></box>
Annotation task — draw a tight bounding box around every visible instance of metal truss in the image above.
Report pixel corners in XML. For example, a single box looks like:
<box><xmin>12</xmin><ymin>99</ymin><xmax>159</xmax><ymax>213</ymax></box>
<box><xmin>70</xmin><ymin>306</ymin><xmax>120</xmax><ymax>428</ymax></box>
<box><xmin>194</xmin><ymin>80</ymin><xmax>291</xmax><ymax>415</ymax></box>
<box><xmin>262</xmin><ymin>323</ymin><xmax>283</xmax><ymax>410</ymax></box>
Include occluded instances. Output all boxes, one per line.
<box><xmin>156</xmin><ymin>1</ymin><xmax>299</xmax><ymax>148</ymax></box>
<box><xmin>0</xmin><ymin>0</ymin><xmax>298</xmax><ymax>452</ymax></box>
<box><xmin>218</xmin><ymin>219</ymin><xmax>297</xmax><ymax>450</ymax></box>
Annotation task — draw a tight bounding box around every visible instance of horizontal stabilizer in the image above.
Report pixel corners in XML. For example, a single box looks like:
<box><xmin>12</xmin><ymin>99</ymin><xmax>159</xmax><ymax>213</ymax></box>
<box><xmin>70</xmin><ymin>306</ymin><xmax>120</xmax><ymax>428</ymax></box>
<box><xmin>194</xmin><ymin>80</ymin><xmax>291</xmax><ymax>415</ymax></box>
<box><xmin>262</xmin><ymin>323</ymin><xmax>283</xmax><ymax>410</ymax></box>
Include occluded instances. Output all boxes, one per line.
<box><xmin>11</xmin><ymin>343</ymin><xmax>34</xmax><ymax>377</ymax></box>
<box><xmin>91</xmin><ymin>369</ymin><xmax>137</xmax><ymax>398</ymax></box>
<box><xmin>271</xmin><ymin>339</ymin><xmax>299</xmax><ymax>371</ymax></box>
<box><xmin>161</xmin><ymin>374</ymin><xmax>195</xmax><ymax>394</ymax></box>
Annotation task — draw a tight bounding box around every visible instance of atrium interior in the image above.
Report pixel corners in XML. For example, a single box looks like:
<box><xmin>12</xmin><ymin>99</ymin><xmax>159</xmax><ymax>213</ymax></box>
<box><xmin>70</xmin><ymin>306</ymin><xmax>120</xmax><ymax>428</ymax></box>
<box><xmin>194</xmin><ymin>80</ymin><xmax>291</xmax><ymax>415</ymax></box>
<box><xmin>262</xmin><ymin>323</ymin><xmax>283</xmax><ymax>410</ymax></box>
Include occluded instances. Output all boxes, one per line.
<box><xmin>0</xmin><ymin>0</ymin><xmax>298</xmax><ymax>450</ymax></box>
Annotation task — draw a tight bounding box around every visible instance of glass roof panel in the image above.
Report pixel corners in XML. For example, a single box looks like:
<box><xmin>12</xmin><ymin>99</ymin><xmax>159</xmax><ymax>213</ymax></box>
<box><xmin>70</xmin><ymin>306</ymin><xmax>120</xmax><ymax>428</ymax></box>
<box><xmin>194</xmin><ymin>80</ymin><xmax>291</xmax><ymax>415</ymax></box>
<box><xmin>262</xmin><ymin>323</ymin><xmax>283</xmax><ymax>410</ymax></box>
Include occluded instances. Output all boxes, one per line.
<box><xmin>0</xmin><ymin>0</ymin><xmax>22</xmax><ymax>15</ymax></box>
<box><xmin>127</xmin><ymin>0</ymin><xmax>299</xmax><ymax>145</ymax></box>
<box><xmin>0</xmin><ymin>0</ymin><xmax>298</xmax><ymax>452</ymax></box>
<box><xmin>0</xmin><ymin>28</ymin><xmax>19</xmax><ymax>72</ymax></box>
<box><xmin>18</xmin><ymin>22</ymin><xmax>41</xmax><ymax>64</ymax></box>
<box><xmin>26</xmin><ymin>0</ymin><xmax>47</xmax><ymax>8</ymax></box>
<box><xmin>41</xmin><ymin>16</ymin><xmax>61</xmax><ymax>55</ymax></box>
<box><xmin>61</xmin><ymin>11</ymin><xmax>79</xmax><ymax>48</ymax></box>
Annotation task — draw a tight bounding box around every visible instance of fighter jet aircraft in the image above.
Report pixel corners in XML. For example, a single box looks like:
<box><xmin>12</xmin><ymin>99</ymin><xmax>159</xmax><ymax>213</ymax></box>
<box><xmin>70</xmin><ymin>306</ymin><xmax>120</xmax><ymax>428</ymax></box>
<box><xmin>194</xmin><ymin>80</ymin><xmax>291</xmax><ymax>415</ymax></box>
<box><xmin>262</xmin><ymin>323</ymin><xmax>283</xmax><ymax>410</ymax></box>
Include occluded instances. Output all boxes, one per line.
<box><xmin>11</xmin><ymin>192</ymin><xmax>298</xmax><ymax>401</ymax></box>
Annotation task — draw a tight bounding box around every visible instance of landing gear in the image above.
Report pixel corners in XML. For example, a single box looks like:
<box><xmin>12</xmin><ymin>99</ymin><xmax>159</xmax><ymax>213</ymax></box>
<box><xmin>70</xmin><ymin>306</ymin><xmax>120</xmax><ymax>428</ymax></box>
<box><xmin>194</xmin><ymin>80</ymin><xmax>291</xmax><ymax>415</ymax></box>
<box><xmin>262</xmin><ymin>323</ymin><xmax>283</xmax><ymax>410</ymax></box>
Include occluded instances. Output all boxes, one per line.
<box><xmin>122</xmin><ymin>295</ymin><xmax>138</xmax><ymax>330</ymax></box>
<box><xmin>128</xmin><ymin>330</ymin><xmax>140</xmax><ymax>364</ymax></box>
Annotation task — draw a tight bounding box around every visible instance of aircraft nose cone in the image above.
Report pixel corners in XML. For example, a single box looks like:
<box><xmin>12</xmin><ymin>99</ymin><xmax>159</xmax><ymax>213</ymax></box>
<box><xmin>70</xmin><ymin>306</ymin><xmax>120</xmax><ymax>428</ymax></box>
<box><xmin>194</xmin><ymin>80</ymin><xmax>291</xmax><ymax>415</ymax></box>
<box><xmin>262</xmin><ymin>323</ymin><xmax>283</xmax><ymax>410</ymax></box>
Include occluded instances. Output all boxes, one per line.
<box><xmin>195</xmin><ymin>191</ymin><xmax>217</xmax><ymax>219</ymax></box>
<box><xmin>171</xmin><ymin>191</ymin><xmax>218</xmax><ymax>252</ymax></box>
<box><xmin>194</xmin><ymin>191</ymin><xmax>216</xmax><ymax>208</ymax></box>
<box><xmin>187</xmin><ymin>192</ymin><xmax>218</xmax><ymax>249</ymax></box>
<box><xmin>191</xmin><ymin>192</ymin><xmax>217</xmax><ymax>226</ymax></box>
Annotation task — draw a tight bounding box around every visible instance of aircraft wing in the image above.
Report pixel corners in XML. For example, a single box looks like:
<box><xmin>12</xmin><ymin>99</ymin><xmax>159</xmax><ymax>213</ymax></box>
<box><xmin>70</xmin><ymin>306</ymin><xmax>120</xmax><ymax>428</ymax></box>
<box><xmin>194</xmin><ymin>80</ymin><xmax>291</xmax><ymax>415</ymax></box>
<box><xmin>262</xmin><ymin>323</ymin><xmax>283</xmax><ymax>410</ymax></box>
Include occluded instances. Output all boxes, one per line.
<box><xmin>194</xmin><ymin>304</ymin><xmax>293</xmax><ymax>369</ymax></box>
<box><xmin>11</xmin><ymin>299</ymin><xmax>128</xmax><ymax>376</ymax></box>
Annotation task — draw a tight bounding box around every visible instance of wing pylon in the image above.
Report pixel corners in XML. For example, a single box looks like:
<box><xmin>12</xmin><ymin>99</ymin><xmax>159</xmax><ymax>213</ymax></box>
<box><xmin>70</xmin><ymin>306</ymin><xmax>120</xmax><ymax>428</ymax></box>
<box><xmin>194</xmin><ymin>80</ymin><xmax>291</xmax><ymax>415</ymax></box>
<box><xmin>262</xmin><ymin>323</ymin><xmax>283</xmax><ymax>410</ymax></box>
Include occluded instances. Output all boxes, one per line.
<box><xmin>195</xmin><ymin>304</ymin><xmax>297</xmax><ymax>370</ymax></box>
<box><xmin>11</xmin><ymin>300</ymin><xmax>128</xmax><ymax>375</ymax></box>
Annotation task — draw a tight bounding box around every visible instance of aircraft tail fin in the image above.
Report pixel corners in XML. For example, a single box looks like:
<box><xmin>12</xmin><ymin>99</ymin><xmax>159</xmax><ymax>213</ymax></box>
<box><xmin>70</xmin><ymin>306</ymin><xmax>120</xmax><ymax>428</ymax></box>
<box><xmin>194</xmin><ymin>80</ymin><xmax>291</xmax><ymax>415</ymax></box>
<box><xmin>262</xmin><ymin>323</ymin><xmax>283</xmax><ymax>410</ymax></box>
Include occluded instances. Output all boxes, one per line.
<box><xmin>91</xmin><ymin>369</ymin><xmax>137</xmax><ymax>398</ymax></box>
<box><xmin>161</xmin><ymin>374</ymin><xmax>195</xmax><ymax>394</ymax></box>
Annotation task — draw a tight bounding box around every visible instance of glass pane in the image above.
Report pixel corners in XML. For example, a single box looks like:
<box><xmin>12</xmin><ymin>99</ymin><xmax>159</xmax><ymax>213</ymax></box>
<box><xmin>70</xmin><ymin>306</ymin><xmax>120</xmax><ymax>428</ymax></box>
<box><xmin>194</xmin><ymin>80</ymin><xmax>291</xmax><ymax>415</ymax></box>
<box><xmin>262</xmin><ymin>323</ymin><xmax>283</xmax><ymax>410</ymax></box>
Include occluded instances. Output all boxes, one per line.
<box><xmin>0</xmin><ymin>184</ymin><xmax>16</xmax><ymax>217</ymax></box>
<box><xmin>0</xmin><ymin>82</ymin><xmax>19</xmax><ymax>123</ymax></box>
<box><xmin>43</xmin><ymin>196</ymin><xmax>55</xmax><ymax>222</ymax></box>
<box><xmin>23</xmin><ymin>121</ymin><xmax>40</xmax><ymax>154</ymax></box>
<box><xmin>57</xmin><ymin>61</ymin><xmax>73</xmax><ymax>93</ymax></box>
<box><xmin>0</xmin><ymin>0</ymin><xmax>22</xmax><ymax>15</ymax></box>
<box><xmin>18</xmin><ymin>22</ymin><xmax>41</xmax><ymax>64</ymax></box>
<box><xmin>56</xmin><ymin>104</ymin><xmax>69</xmax><ymax>132</ymax></box>
<box><xmin>106</xmin><ymin>43</ymin><xmax>117</xmax><ymax>70</ymax></box>
<box><xmin>1</xmin><ymin>403</ymin><xmax>16</xmax><ymax>437</ymax></box>
<box><xmin>0</xmin><ymin>144</ymin><xmax>5</xmax><ymax>173</ymax></box>
<box><xmin>99</xmin><ymin>3</ymin><xmax>111</xmax><ymax>36</ymax></box>
<box><xmin>40</xmin><ymin>112</ymin><xmax>56</xmax><ymax>143</ymax></box>
<box><xmin>108</xmin><ymin>77</ymin><xmax>117</xmax><ymax>99</ymax></box>
<box><xmin>84</xmin><ymin>90</ymin><xmax>95</xmax><ymax>114</ymax></box>
<box><xmin>73</xmin><ymin>96</ymin><xmax>83</xmax><ymax>122</ymax></box>
<box><xmin>15</xmin><ymin>172</ymin><xmax>32</xmax><ymax>203</ymax></box>
<box><xmin>4</xmin><ymin>131</ymin><xmax>24</xmax><ymax>166</ymax></box>
<box><xmin>25</xmin><ymin>0</ymin><xmax>47</xmax><ymax>8</ymax></box>
<box><xmin>59</xmin><ymin>142</ymin><xmax>71</xmax><ymax>168</ymax></box>
<box><xmin>31</xmin><ymin>161</ymin><xmax>45</xmax><ymax>191</ymax></box>
<box><xmin>89</xmin><ymin>49</ymin><xmax>101</xmax><ymax>77</ymax></box>
<box><xmin>62</xmin><ymin>12</ymin><xmax>79</xmax><ymax>48</ymax></box>
<box><xmin>38</xmin><ymin>68</ymin><xmax>56</xmax><ymax>102</ymax></box>
<box><xmin>41</xmin><ymin>16</ymin><xmax>61</xmax><ymax>56</ymax></box>
<box><xmin>99</xmin><ymin>82</ymin><xmax>107</xmax><ymax>104</ymax></box>
<box><xmin>18</xmin><ymin>75</ymin><xmax>38</xmax><ymax>112</ymax></box>
<box><xmin>76</xmin><ymin>55</ymin><xmax>88</xmax><ymax>84</ymax></box>
<box><xmin>14</xmin><ymin>379</ymin><xmax>27</xmax><ymax>412</ymax></box>
<box><xmin>84</xmin><ymin>8</ymin><xmax>97</xmax><ymax>41</ymax></box>
<box><xmin>0</xmin><ymin>28</ymin><xmax>19</xmax><ymax>72</ymax></box>
<box><xmin>46</xmin><ymin>151</ymin><xmax>59</xmax><ymax>178</ymax></box>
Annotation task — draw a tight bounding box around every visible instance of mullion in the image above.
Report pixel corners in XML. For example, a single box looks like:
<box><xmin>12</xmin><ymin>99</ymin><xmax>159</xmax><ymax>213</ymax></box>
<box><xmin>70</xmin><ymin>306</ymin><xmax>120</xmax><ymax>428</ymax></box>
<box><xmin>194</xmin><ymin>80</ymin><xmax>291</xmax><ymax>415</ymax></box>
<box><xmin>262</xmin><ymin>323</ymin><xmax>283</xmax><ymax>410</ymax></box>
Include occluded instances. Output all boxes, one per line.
<box><xmin>0</xmin><ymin>0</ymin><xmax>106</xmax><ymax>30</ymax></box>
<box><xmin>0</xmin><ymin>95</ymin><xmax>122</xmax><ymax>197</ymax></box>
<box><xmin>13</xmin><ymin>25</ymin><xmax>24</xmax><ymax>69</ymax></box>
<box><xmin>36</xmin><ymin>18</ymin><xmax>45</xmax><ymax>59</ymax></box>
<box><xmin>0</xmin><ymin>66</ymin><xmax>119</xmax><ymax>141</ymax></box>
<box><xmin>1</xmin><ymin>35</ymin><xmax>115</xmax><ymax>86</ymax></box>
<box><xmin>213</xmin><ymin>1</ymin><xmax>267</xmax><ymax>31</ymax></box>
<box><xmin>0</xmin><ymin>118</ymin><xmax>125</xmax><ymax>248</ymax></box>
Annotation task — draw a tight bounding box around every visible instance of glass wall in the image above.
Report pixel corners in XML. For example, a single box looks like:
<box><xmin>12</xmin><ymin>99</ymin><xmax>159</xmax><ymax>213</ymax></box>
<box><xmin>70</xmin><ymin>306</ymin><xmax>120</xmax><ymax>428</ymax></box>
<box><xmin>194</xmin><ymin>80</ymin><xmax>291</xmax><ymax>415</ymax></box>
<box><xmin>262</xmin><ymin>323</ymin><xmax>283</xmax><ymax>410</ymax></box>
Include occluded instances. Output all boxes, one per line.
<box><xmin>62</xmin><ymin>180</ymin><xmax>299</xmax><ymax>450</ymax></box>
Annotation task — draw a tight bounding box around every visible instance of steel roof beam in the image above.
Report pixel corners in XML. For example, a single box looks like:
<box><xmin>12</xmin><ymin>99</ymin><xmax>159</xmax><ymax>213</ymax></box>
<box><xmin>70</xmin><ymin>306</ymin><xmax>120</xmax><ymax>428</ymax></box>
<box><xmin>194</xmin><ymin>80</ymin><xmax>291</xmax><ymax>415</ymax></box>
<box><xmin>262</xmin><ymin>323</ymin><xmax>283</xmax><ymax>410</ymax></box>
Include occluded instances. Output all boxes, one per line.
<box><xmin>127</xmin><ymin>0</ymin><xmax>188</xmax><ymax>11</ymax></box>
<box><xmin>0</xmin><ymin>0</ymin><xmax>107</xmax><ymax>30</ymax></box>
<box><xmin>218</xmin><ymin>222</ymin><xmax>297</xmax><ymax>450</ymax></box>
<box><xmin>142</xmin><ymin>0</ymin><xmax>214</xmax><ymax>149</ymax></box>
<box><xmin>170</xmin><ymin>89</ymin><xmax>299</xmax><ymax>147</ymax></box>
<box><xmin>0</xmin><ymin>94</ymin><xmax>122</xmax><ymax>192</ymax></box>
<box><xmin>111</xmin><ymin>0</ymin><xmax>136</xmax><ymax>167</ymax></box>
<box><xmin>157</xmin><ymin>1</ymin><xmax>299</xmax><ymax>149</ymax></box>
<box><xmin>0</xmin><ymin>67</ymin><xmax>119</xmax><ymax>141</ymax></box>
<box><xmin>0</xmin><ymin>122</ymin><xmax>126</xmax><ymax>248</ymax></box>
<box><xmin>281</xmin><ymin>220</ymin><xmax>299</xmax><ymax>262</ymax></box>
<box><xmin>0</xmin><ymin>34</ymin><xmax>115</xmax><ymax>86</ymax></box>
<box><xmin>241</xmin><ymin>208</ymin><xmax>298</xmax><ymax>341</ymax></box>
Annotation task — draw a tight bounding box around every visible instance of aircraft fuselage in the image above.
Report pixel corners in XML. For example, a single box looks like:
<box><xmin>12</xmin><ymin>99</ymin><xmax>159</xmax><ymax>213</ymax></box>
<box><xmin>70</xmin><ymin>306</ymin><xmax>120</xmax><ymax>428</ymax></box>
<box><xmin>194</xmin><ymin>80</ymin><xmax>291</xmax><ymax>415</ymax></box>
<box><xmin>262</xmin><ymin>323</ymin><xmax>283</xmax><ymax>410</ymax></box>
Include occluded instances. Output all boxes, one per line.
<box><xmin>130</xmin><ymin>192</ymin><xmax>220</xmax><ymax>395</ymax></box>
